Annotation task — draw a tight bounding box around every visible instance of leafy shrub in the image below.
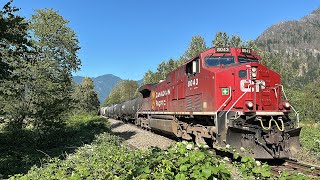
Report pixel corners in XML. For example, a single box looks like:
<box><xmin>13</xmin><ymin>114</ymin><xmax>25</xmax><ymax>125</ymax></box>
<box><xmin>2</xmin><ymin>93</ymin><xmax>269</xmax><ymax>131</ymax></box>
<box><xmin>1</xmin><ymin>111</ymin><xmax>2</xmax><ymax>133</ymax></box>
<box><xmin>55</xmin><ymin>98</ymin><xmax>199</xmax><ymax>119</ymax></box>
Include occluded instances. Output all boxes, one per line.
<box><xmin>11</xmin><ymin>136</ymin><xmax>232</xmax><ymax>179</ymax></box>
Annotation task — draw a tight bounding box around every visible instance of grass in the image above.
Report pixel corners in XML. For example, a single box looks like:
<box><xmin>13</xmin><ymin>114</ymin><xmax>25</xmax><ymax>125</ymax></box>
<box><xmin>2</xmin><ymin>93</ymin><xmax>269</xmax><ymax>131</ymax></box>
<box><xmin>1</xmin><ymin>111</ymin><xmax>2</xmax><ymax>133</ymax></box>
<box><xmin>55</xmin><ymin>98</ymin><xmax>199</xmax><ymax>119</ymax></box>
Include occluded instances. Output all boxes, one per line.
<box><xmin>0</xmin><ymin>114</ymin><xmax>109</xmax><ymax>179</ymax></box>
<box><xmin>297</xmin><ymin>122</ymin><xmax>320</xmax><ymax>164</ymax></box>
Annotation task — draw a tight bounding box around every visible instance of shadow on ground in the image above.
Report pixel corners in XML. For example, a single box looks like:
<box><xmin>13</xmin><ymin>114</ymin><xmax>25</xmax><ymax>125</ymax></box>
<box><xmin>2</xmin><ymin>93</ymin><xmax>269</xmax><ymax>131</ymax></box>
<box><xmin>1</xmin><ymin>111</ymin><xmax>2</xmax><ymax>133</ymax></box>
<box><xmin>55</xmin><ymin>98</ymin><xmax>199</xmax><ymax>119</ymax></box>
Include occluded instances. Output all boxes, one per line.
<box><xmin>0</xmin><ymin>117</ymin><xmax>110</xmax><ymax>178</ymax></box>
<box><xmin>112</xmin><ymin>131</ymin><xmax>137</xmax><ymax>140</ymax></box>
<box><xmin>109</xmin><ymin>121</ymin><xmax>124</xmax><ymax>129</ymax></box>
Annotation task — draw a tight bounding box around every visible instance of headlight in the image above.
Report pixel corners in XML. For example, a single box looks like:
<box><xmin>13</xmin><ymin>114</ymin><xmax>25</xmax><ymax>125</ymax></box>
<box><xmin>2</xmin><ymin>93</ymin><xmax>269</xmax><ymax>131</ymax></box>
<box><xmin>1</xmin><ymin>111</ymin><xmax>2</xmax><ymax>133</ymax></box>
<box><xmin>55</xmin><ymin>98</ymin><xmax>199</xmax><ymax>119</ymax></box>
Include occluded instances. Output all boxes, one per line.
<box><xmin>251</xmin><ymin>67</ymin><xmax>257</xmax><ymax>73</ymax></box>
<box><xmin>246</xmin><ymin>101</ymin><xmax>254</xmax><ymax>109</ymax></box>
<box><xmin>252</xmin><ymin>72</ymin><xmax>257</xmax><ymax>78</ymax></box>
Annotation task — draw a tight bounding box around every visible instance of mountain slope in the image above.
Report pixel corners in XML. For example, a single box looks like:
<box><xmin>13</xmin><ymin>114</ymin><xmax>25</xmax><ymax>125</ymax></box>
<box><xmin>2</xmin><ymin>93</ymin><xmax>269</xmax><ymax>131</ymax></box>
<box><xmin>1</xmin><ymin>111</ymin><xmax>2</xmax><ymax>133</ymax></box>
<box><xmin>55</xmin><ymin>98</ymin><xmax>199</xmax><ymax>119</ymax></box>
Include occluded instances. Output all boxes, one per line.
<box><xmin>257</xmin><ymin>8</ymin><xmax>320</xmax><ymax>51</ymax></box>
<box><xmin>256</xmin><ymin>8</ymin><xmax>320</xmax><ymax>86</ymax></box>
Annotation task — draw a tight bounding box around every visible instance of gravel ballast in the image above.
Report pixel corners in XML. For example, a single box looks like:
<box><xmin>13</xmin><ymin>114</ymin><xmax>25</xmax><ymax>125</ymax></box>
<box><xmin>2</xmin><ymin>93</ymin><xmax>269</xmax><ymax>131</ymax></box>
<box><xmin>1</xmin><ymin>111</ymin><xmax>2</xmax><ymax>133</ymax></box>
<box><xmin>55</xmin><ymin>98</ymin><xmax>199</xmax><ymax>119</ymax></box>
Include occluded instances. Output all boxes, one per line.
<box><xmin>106</xmin><ymin>118</ymin><xmax>175</xmax><ymax>150</ymax></box>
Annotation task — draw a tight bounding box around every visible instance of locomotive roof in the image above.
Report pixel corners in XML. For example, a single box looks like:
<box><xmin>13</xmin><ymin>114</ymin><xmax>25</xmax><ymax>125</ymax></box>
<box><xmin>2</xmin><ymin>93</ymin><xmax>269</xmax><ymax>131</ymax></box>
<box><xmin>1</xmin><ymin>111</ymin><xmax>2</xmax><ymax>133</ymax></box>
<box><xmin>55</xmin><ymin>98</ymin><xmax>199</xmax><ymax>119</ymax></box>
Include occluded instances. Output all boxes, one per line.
<box><xmin>184</xmin><ymin>47</ymin><xmax>260</xmax><ymax>65</ymax></box>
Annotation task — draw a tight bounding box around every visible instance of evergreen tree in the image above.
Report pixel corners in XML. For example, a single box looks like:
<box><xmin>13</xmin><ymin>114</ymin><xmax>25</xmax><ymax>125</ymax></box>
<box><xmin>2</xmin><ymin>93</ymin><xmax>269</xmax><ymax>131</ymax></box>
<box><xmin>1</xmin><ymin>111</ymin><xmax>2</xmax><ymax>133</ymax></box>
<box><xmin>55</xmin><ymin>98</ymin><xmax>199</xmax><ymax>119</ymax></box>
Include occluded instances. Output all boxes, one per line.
<box><xmin>0</xmin><ymin>1</ymin><xmax>35</xmax><ymax>129</ymax></box>
<box><xmin>182</xmin><ymin>35</ymin><xmax>207</xmax><ymax>60</ymax></box>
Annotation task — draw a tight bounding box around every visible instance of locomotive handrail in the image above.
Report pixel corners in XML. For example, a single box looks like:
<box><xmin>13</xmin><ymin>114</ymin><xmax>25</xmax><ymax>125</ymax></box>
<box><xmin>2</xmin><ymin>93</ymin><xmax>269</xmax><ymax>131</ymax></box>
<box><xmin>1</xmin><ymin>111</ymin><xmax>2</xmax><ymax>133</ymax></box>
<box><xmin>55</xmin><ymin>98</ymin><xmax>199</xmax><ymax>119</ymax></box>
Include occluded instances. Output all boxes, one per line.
<box><xmin>225</xmin><ymin>84</ymin><xmax>253</xmax><ymax>127</ymax></box>
<box><xmin>217</xmin><ymin>86</ymin><xmax>232</xmax><ymax>112</ymax></box>
<box><xmin>274</xmin><ymin>84</ymin><xmax>300</xmax><ymax>128</ymax></box>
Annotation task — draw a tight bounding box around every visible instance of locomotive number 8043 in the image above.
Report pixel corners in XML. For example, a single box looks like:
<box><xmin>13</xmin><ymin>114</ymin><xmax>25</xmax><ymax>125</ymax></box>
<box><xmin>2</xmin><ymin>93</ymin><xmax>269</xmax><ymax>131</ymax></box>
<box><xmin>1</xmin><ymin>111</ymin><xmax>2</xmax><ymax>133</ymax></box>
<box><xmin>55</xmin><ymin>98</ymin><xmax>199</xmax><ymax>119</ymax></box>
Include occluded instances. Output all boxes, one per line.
<box><xmin>101</xmin><ymin>47</ymin><xmax>301</xmax><ymax>159</ymax></box>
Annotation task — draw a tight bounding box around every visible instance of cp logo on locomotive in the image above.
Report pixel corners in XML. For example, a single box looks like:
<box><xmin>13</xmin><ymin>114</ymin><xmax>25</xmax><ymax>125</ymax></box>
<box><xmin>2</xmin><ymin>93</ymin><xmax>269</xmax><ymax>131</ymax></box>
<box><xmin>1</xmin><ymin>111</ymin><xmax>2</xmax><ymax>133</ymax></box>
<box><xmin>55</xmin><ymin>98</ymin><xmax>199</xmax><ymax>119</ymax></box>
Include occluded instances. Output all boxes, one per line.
<box><xmin>240</xmin><ymin>79</ymin><xmax>266</xmax><ymax>92</ymax></box>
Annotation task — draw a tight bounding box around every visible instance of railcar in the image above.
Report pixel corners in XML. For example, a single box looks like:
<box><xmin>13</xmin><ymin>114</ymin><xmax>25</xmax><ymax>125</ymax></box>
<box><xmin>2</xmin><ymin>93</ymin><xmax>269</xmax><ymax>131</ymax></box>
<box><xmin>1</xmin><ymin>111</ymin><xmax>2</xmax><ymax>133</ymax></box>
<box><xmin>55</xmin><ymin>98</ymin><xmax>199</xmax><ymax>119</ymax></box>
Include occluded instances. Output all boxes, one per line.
<box><xmin>103</xmin><ymin>47</ymin><xmax>301</xmax><ymax>159</ymax></box>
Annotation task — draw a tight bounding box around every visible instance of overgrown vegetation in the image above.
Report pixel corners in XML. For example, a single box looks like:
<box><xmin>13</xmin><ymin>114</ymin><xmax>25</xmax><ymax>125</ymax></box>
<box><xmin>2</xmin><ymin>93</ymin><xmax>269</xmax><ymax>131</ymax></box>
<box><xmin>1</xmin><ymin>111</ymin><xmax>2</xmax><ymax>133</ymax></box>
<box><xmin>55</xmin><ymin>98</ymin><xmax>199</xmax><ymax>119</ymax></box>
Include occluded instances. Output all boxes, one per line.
<box><xmin>0</xmin><ymin>114</ymin><xmax>108</xmax><ymax>178</ymax></box>
<box><xmin>16</xmin><ymin>141</ymin><xmax>232</xmax><ymax>179</ymax></box>
<box><xmin>299</xmin><ymin>123</ymin><xmax>320</xmax><ymax>162</ymax></box>
<box><xmin>0</xmin><ymin>1</ymin><xmax>100</xmax><ymax>178</ymax></box>
<box><xmin>10</xmin><ymin>129</ymin><xmax>310</xmax><ymax>179</ymax></box>
<box><xmin>10</xmin><ymin>132</ymin><xmax>230</xmax><ymax>179</ymax></box>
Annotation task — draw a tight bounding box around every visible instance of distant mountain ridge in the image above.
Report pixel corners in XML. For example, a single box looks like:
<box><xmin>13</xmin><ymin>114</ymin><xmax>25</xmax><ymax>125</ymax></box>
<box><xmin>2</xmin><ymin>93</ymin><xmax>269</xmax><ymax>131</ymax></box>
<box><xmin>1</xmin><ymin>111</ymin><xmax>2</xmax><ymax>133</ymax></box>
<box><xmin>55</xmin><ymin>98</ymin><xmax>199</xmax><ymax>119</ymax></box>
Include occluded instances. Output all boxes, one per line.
<box><xmin>73</xmin><ymin>74</ymin><xmax>121</xmax><ymax>104</ymax></box>
<box><xmin>257</xmin><ymin>8</ymin><xmax>320</xmax><ymax>52</ymax></box>
<box><xmin>256</xmin><ymin>7</ymin><xmax>320</xmax><ymax>84</ymax></box>
<box><xmin>73</xmin><ymin>74</ymin><xmax>143</xmax><ymax>104</ymax></box>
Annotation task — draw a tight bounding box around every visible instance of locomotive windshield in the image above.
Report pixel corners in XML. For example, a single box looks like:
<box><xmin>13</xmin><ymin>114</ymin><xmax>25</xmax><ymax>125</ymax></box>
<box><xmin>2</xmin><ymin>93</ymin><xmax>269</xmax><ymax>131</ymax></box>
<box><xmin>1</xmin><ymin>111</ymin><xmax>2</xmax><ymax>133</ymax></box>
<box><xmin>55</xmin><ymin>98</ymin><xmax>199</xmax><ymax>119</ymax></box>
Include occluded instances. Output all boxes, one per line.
<box><xmin>204</xmin><ymin>56</ymin><xmax>235</xmax><ymax>67</ymax></box>
<box><xmin>238</xmin><ymin>57</ymin><xmax>259</xmax><ymax>63</ymax></box>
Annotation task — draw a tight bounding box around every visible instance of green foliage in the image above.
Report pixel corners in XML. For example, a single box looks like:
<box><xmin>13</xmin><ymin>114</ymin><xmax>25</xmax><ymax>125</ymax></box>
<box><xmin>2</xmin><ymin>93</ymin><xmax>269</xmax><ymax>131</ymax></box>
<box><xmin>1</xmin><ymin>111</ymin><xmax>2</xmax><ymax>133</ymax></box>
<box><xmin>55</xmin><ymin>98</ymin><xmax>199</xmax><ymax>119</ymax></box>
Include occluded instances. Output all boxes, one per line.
<box><xmin>286</xmin><ymin>82</ymin><xmax>320</xmax><ymax>122</ymax></box>
<box><xmin>0</xmin><ymin>114</ymin><xmax>108</xmax><ymax>179</ymax></box>
<box><xmin>72</xmin><ymin>77</ymin><xmax>100</xmax><ymax>114</ymax></box>
<box><xmin>300</xmin><ymin>123</ymin><xmax>320</xmax><ymax>159</ymax></box>
<box><xmin>11</xmin><ymin>140</ymin><xmax>232</xmax><ymax>180</ymax></box>
<box><xmin>0</xmin><ymin>3</ymin><xmax>82</xmax><ymax>131</ymax></box>
<box><xmin>212</xmin><ymin>32</ymin><xmax>229</xmax><ymax>47</ymax></box>
<box><xmin>182</xmin><ymin>35</ymin><xmax>207</xmax><ymax>60</ymax></box>
<box><xmin>30</xmin><ymin>8</ymin><xmax>81</xmax><ymax>73</ymax></box>
<box><xmin>104</xmin><ymin>80</ymin><xmax>138</xmax><ymax>106</ymax></box>
<box><xmin>0</xmin><ymin>0</ymin><xmax>35</xmax><ymax>128</ymax></box>
<box><xmin>234</xmin><ymin>156</ymin><xmax>272</xmax><ymax>179</ymax></box>
<box><xmin>143</xmin><ymin>59</ymin><xmax>180</xmax><ymax>85</ymax></box>
<box><xmin>278</xmin><ymin>171</ymin><xmax>310</xmax><ymax>180</ymax></box>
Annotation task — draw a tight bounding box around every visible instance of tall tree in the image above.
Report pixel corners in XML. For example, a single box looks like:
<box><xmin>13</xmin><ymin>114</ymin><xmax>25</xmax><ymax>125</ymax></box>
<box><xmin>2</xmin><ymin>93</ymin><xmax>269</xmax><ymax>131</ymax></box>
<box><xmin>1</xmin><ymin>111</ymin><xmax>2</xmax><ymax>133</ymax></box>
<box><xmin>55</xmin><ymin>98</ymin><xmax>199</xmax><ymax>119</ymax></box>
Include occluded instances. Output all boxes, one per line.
<box><xmin>73</xmin><ymin>77</ymin><xmax>100</xmax><ymax>114</ymax></box>
<box><xmin>212</xmin><ymin>32</ymin><xmax>229</xmax><ymax>47</ymax></box>
<box><xmin>30</xmin><ymin>8</ymin><xmax>81</xmax><ymax>73</ymax></box>
<box><xmin>0</xmin><ymin>1</ymin><xmax>35</xmax><ymax>128</ymax></box>
<box><xmin>27</xmin><ymin>8</ymin><xmax>81</xmax><ymax>130</ymax></box>
<box><xmin>0</xmin><ymin>6</ymin><xmax>82</xmax><ymax>130</ymax></box>
<box><xmin>182</xmin><ymin>35</ymin><xmax>207</xmax><ymax>60</ymax></box>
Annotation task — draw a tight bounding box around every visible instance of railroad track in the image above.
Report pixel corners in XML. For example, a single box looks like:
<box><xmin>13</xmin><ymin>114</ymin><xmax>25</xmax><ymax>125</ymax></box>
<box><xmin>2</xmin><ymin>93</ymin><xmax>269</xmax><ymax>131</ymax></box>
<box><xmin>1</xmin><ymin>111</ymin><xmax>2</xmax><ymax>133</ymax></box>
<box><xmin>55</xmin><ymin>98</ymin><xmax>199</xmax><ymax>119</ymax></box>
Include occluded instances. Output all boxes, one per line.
<box><xmin>271</xmin><ymin>159</ymin><xmax>320</xmax><ymax>178</ymax></box>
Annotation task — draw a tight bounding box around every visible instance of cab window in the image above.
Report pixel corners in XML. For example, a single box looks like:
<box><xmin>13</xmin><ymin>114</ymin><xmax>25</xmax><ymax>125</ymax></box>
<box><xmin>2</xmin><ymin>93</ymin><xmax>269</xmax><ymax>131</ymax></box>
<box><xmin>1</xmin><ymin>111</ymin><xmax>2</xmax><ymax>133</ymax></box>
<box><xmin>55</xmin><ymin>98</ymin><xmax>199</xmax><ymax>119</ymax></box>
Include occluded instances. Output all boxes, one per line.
<box><xmin>204</xmin><ymin>56</ymin><xmax>235</xmax><ymax>67</ymax></box>
<box><xmin>238</xmin><ymin>57</ymin><xmax>259</xmax><ymax>63</ymax></box>
<box><xmin>186</xmin><ymin>58</ymin><xmax>200</xmax><ymax>76</ymax></box>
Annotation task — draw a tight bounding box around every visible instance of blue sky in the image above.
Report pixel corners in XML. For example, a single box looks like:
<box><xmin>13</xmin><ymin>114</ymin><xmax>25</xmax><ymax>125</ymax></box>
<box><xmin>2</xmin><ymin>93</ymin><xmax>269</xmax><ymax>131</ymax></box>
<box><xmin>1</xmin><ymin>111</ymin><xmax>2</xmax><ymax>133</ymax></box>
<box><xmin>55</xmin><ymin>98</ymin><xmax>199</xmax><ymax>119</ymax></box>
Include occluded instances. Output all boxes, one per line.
<box><xmin>4</xmin><ymin>0</ymin><xmax>320</xmax><ymax>80</ymax></box>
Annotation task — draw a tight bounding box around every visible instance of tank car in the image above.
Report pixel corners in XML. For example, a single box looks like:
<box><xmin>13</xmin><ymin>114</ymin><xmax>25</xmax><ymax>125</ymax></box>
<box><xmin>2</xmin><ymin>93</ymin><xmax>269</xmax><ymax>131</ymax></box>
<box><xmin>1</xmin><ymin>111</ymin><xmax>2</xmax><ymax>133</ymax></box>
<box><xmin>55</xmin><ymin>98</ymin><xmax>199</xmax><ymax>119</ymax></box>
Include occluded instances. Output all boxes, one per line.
<box><xmin>104</xmin><ymin>47</ymin><xmax>301</xmax><ymax>159</ymax></box>
<box><xmin>121</xmin><ymin>98</ymin><xmax>143</xmax><ymax>122</ymax></box>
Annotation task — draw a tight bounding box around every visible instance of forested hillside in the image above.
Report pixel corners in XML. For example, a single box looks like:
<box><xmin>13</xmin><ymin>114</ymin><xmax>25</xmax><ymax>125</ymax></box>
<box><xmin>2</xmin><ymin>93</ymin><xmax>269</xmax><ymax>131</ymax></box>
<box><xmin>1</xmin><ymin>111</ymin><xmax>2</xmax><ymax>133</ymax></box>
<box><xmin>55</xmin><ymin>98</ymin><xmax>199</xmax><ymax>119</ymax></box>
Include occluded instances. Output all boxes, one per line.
<box><xmin>256</xmin><ymin>8</ymin><xmax>320</xmax><ymax>86</ymax></box>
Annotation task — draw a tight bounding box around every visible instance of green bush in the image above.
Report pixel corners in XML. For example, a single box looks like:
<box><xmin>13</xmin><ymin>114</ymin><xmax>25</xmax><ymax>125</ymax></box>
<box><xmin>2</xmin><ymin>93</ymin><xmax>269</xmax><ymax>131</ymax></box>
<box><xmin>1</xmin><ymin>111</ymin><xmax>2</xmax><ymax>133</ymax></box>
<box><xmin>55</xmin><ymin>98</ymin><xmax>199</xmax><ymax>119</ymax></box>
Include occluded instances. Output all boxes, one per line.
<box><xmin>0</xmin><ymin>114</ymin><xmax>108</xmax><ymax>178</ymax></box>
<box><xmin>11</xmin><ymin>135</ymin><xmax>232</xmax><ymax>179</ymax></box>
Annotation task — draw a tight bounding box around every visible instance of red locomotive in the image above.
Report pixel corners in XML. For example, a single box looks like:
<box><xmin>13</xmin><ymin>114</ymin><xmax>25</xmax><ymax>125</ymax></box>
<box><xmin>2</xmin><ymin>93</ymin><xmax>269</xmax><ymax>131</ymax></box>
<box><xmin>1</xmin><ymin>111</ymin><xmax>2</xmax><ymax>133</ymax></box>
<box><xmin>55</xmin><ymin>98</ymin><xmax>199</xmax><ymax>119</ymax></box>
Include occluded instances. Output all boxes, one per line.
<box><xmin>103</xmin><ymin>47</ymin><xmax>301</xmax><ymax>159</ymax></box>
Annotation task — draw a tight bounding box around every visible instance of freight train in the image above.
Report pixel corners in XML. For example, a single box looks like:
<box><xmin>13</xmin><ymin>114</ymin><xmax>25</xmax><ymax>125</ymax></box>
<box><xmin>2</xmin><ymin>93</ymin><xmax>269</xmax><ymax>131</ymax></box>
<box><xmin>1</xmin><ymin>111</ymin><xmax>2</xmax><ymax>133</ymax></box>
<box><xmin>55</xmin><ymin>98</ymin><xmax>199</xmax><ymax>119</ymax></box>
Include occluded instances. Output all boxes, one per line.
<box><xmin>101</xmin><ymin>47</ymin><xmax>301</xmax><ymax>159</ymax></box>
